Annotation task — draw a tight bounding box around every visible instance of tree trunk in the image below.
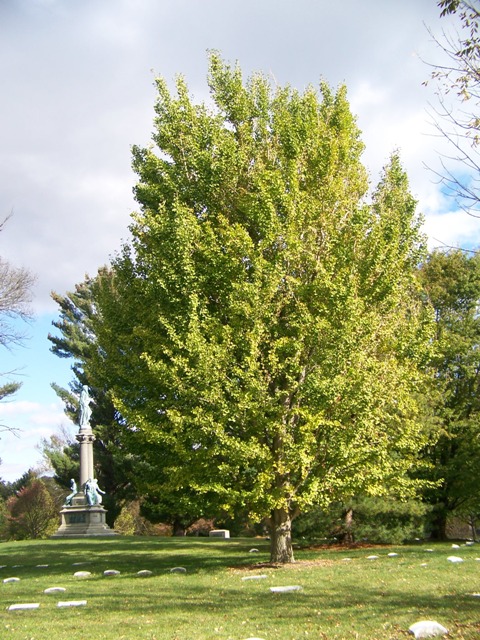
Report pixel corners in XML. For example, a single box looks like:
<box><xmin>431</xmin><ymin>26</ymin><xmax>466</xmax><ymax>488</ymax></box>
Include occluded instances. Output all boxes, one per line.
<box><xmin>269</xmin><ymin>507</ymin><xmax>295</xmax><ymax>563</ymax></box>
<box><xmin>344</xmin><ymin>507</ymin><xmax>354</xmax><ymax>544</ymax></box>
<box><xmin>172</xmin><ymin>518</ymin><xmax>186</xmax><ymax>536</ymax></box>
<box><xmin>468</xmin><ymin>514</ymin><xmax>477</xmax><ymax>542</ymax></box>
<box><xmin>430</xmin><ymin>510</ymin><xmax>448</xmax><ymax>541</ymax></box>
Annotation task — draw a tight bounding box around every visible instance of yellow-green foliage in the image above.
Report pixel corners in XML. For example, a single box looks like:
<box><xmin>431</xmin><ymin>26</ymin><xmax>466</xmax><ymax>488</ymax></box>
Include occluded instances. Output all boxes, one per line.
<box><xmin>89</xmin><ymin>54</ymin><xmax>434</xmax><ymax>562</ymax></box>
<box><xmin>113</xmin><ymin>505</ymin><xmax>136</xmax><ymax>536</ymax></box>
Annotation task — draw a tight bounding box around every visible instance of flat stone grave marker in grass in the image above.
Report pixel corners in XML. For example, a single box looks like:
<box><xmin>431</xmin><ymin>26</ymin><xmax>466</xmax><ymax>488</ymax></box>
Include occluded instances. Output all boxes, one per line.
<box><xmin>408</xmin><ymin>620</ymin><xmax>448</xmax><ymax>638</ymax></box>
<box><xmin>451</xmin><ymin>543</ymin><xmax>460</xmax><ymax>548</ymax></box>
<box><xmin>137</xmin><ymin>570</ymin><xmax>152</xmax><ymax>577</ymax></box>
<box><xmin>447</xmin><ymin>556</ymin><xmax>463</xmax><ymax>563</ymax></box>
<box><xmin>367</xmin><ymin>555</ymin><xmax>379</xmax><ymax>560</ymax></box>
<box><xmin>73</xmin><ymin>571</ymin><xmax>92</xmax><ymax>578</ymax></box>
<box><xmin>44</xmin><ymin>587</ymin><xmax>66</xmax><ymax>594</ymax></box>
<box><xmin>269</xmin><ymin>585</ymin><xmax>302</xmax><ymax>593</ymax></box>
<box><xmin>241</xmin><ymin>575</ymin><xmax>268</xmax><ymax>581</ymax></box>
<box><xmin>57</xmin><ymin>600</ymin><xmax>87</xmax><ymax>607</ymax></box>
<box><xmin>36</xmin><ymin>564</ymin><xmax>49</xmax><ymax>568</ymax></box>
<box><xmin>103</xmin><ymin>570</ymin><xmax>120</xmax><ymax>576</ymax></box>
<box><xmin>170</xmin><ymin>567</ymin><xmax>187</xmax><ymax>573</ymax></box>
<box><xmin>3</xmin><ymin>577</ymin><xmax>20</xmax><ymax>583</ymax></box>
<box><xmin>249</xmin><ymin>548</ymin><xmax>259</xmax><ymax>553</ymax></box>
<box><xmin>8</xmin><ymin>603</ymin><xmax>40</xmax><ymax>611</ymax></box>
<box><xmin>388</xmin><ymin>552</ymin><xmax>399</xmax><ymax>557</ymax></box>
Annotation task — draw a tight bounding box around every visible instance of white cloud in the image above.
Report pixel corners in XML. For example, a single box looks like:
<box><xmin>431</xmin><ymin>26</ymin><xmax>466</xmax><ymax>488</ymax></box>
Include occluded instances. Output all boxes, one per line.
<box><xmin>0</xmin><ymin>400</ymin><xmax>75</xmax><ymax>482</ymax></box>
<box><xmin>424</xmin><ymin>209</ymin><xmax>480</xmax><ymax>251</ymax></box>
<box><xmin>0</xmin><ymin>401</ymin><xmax>44</xmax><ymax>416</ymax></box>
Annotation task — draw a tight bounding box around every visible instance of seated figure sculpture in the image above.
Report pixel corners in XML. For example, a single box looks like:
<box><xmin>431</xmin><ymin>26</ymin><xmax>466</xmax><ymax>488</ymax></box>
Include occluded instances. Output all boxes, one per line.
<box><xmin>84</xmin><ymin>478</ymin><xmax>106</xmax><ymax>506</ymax></box>
<box><xmin>64</xmin><ymin>479</ymin><xmax>77</xmax><ymax>506</ymax></box>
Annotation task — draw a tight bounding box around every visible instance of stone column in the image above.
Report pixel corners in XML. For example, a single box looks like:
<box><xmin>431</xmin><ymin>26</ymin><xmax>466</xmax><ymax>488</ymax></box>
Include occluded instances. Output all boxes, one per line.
<box><xmin>77</xmin><ymin>429</ymin><xmax>95</xmax><ymax>488</ymax></box>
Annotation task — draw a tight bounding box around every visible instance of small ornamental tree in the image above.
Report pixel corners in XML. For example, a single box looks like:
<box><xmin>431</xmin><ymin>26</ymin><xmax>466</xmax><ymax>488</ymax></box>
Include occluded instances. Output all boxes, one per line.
<box><xmin>7</xmin><ymin>479</ymin><xmax>58</xmax><ymax>539</ymax></box>
<box><xmin>88</xmin><ymin>54</ymin><xmax>433</xmax><ymax>562</ymax></box>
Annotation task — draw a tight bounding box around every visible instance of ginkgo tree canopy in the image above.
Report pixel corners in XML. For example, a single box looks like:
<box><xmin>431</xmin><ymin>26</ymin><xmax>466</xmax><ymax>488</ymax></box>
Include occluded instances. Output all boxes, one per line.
<box><xmin>89</xmin><ymin>54</ymin><xmax>434</xmax><ymax>562</ymax></box>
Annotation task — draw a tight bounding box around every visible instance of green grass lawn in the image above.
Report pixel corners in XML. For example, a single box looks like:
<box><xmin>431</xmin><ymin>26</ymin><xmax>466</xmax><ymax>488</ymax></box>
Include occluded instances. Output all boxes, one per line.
<box><xmin>1</xmin><ymin>537</ymin><xmax>480</xmax><ymax>639</ymax></box>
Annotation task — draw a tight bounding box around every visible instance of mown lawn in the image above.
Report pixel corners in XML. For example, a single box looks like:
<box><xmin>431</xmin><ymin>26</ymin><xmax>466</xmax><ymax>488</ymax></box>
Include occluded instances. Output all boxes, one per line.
<box><xmin>1</xmin><ymin>537</ymin><xmax>480</xmax><ymax>639</ymax></box>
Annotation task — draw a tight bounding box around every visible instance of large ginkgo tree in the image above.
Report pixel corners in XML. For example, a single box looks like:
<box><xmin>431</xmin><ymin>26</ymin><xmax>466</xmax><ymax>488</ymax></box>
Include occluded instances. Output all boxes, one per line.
<box><xmin>89</xmin><ymin>54</ymin><xmax>433</xmax><ymax>562</ymax></box>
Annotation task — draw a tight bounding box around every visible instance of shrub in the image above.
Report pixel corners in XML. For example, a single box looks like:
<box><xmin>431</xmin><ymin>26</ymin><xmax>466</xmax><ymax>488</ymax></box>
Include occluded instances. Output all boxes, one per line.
<box><xmin>6</xmin><ymin>479</ymin><xmax>59</xmax><ymax>539</ymax></box>
<box><xmin>114</xmin><ymin>501</ymin><xmax>171</xmax><ymax>536</ymax></box>
<box><xmin>0</xmin><ymin>498</ymin><xmax>8</xmax><ymax>539</ymax></box>
<box><xmin>351</xmin><ymin>497</ymin><xmax>430</xmax><ymax>544</ymax></box>
<box><xmin>292</xmin><ymin>497</ymin><xmax>430</xmax><ymax>545</ymax></box>
<box><xmin>113</xmin><ymin>505</ymin><xmax>136</xmax><ymax>535</ymax></box>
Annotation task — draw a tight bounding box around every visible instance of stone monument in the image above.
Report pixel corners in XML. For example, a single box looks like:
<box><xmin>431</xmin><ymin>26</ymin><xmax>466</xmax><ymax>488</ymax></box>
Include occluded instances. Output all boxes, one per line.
<box><xmin>52</xmin><ymin>386</ymin><xmax>117</xmax><ymax>537</ymax></box>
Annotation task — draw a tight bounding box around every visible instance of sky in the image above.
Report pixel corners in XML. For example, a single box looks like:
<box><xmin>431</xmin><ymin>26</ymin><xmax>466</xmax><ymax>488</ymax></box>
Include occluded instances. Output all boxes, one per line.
<box><xmin>0</xmin><ymin>0</ymin><xmax>479</xmax><ymax>483</ymax></box>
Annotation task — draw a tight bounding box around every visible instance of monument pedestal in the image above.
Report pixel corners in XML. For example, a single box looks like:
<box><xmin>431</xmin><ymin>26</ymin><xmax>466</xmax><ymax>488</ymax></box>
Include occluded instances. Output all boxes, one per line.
<box><xmin>52</xmin><ymin>494</ymin><xmax>118</xmax><ymax>538</ymax></box>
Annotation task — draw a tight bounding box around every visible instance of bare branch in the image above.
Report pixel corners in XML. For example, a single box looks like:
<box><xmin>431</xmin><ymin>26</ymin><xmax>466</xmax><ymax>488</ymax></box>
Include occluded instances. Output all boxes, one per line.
<box><xmin>0</xmin><ymin>215</ymin><xmax>36</xmax><ymax>435</ymax></box>
<box><xmin>424</xmin><ymin>2</ymin><xmax>480</xmax><ymax>217</ymax></box>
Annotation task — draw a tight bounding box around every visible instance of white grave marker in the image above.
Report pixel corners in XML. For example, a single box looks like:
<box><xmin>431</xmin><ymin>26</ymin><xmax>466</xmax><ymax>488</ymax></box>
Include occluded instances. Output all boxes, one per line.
<box><xmin>8</xmin><ymin>603</ymin><xmax>39</xmax><ymax>610</ymax></box>
<box><xmin>408</xmin><ymin>620</ymin><xmax>448</xmax><ymax>638</ymax></box>
<box><xmin>209</xmin><ymin>529</ymin><xmax>230</xmax><ymax>538</ymax></box>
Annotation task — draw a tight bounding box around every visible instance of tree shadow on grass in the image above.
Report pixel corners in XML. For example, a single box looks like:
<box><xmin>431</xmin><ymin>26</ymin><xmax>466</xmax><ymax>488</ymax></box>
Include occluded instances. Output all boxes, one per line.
<box><xmin>0</xmin><ymin>536</ymin><xmax>270</xmax><ymax>578</ymax></box>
